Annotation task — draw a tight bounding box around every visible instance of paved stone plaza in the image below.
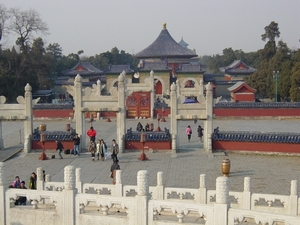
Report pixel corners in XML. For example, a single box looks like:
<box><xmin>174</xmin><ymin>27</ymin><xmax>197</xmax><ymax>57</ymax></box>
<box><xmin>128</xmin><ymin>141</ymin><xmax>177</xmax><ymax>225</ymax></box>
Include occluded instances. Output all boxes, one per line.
<box><xmin>1</xmin><ymin>118</ymin><xmax>300</xmax><ymax>196</ymax></box>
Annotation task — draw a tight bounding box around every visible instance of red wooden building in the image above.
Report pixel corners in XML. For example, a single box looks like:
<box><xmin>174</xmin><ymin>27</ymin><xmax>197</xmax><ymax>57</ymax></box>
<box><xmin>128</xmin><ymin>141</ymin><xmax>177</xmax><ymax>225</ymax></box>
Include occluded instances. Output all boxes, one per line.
<box><xmin>220</xmin><ymin>60</ymin><xmax>257</xmax><ymax>81</ymax></box>
<box><xmin>228</xmin><ymin>82</ymin><xmax>256</xmax><ymax>102</ymax></box>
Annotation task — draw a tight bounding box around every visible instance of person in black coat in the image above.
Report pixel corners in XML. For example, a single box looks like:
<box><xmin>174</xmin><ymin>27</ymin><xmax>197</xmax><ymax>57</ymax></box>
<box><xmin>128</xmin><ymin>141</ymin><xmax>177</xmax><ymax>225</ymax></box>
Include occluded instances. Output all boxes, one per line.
<box><xmin>55</xmin><ymin>140</ymin><xmax>64</xmax><ymax>159</ymax></box>
<box><xmin>110</xmin><ymin>159</ymin><xmax>120</xmax><ymax>184</ymax></box>
<box><xmin>197</xmin><ymin>125</ymin><xmax>204</xmax><ymax>142</ymax></box>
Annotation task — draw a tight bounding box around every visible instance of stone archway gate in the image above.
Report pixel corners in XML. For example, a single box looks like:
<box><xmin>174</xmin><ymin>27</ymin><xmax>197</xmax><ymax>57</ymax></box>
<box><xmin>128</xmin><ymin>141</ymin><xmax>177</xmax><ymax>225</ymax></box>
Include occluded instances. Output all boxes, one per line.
<box><xmin>170</xmin><ymin>79</ymin><xmax>214</xmax><ymax>154</ymax></box>
<box><xmin>67</xmin><ymin>73</ymin><xmax>126</xmax><ymax>152</ymax></box>
<box><xmin>0</xmin><ymin>84</ymin><xmax>39</xmax><ymax>152</ymax></box>
<box><xmin>69</xmin><ymin>71</ymin><xmax>214</xmax><ymax>154</ymax></box>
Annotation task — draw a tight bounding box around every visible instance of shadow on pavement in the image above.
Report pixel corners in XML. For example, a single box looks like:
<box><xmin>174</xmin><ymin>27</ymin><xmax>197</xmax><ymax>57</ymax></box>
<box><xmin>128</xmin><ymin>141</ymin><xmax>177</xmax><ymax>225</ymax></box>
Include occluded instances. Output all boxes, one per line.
<box><xmin>0</xmin><ymin>144</ymin><xmax>23</xmax><ymax>162</ymax></box>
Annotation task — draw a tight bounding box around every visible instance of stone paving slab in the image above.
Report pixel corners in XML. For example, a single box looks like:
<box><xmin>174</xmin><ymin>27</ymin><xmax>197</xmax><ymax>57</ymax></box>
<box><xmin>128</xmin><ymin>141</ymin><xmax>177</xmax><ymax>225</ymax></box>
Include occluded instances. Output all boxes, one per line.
<box><xmin>1</xmin><ymin>119</ymin><xmax>300</xmax><ymax>197</ymax></box>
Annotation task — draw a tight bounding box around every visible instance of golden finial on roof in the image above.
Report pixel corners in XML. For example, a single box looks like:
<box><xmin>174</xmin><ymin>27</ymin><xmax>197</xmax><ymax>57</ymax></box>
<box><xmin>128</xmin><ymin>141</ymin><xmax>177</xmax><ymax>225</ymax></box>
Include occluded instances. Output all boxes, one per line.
<box><xmin>162</xmin><ymin>22</ymin><xmax>166</xmax><ymax>30</ymax></box>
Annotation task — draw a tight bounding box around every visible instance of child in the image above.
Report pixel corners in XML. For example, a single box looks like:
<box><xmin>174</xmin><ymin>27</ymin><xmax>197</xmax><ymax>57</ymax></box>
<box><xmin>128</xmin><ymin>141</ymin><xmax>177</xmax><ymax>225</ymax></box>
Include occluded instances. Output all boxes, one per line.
<box><xmin>12</xmin><ymin>176</ymin><xmax>21</xmax><ymax>188</ymax></box>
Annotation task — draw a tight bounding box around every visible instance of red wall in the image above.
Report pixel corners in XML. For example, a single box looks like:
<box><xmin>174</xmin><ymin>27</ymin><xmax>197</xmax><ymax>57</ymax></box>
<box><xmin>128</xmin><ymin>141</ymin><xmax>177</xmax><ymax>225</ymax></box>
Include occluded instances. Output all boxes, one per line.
<box><xmin>213</xmin><ymin>141</ymin><xmax>300</xmax><ymax>154</ymax></box>
<box><xmin>125</xmin><ymin>141</ymin><xmax>171</xmax><ymax>150</ymax></box>
<box><xmin>100</xmin><ymin>112</ymin><xmax>117</xmax><ymax>118</ymax></box>
<box><xmin>32</xmin><ymin>141</ymin><xmax>74</xmax><ymax>150</ymax></box>
<box><xmin>33</xmin><ymin>110</ymin><xmax>73</xmax><ymax>118</ymax></box>
<box><xmin>213</xmin><ymin>108</ymin><xmax>300</xmax><ymax>117</ymax></box>
<box><xmin>234</xmin><ymin>93</ymin><xmax>254</xmax><ymax>102</ymax></box>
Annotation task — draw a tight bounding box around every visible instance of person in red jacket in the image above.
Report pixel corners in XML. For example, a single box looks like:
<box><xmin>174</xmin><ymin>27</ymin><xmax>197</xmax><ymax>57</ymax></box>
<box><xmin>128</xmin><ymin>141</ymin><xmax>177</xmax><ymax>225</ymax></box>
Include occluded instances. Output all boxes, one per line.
<box><xmin>87</xmin><ymin>126</ymin><xmax>97</xmax><ymax>142</ymax></box>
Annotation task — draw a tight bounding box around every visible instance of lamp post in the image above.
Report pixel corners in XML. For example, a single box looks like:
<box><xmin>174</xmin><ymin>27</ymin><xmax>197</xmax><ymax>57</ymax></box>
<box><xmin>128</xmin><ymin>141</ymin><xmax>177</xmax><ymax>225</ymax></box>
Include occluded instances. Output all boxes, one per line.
<box><xmin>138</xmin><ymin>132</ymin><xmax>148</xmax><ymax>161</ymax></box>
<box><xmin>39</xmin><ymin>133</ymin><xmax>49</xmax><ymax>160</ymax></box>
<box><xmin>273</xmin><ymin>71</ymin><xmax>280</xmax><ymax>102</ymax></box>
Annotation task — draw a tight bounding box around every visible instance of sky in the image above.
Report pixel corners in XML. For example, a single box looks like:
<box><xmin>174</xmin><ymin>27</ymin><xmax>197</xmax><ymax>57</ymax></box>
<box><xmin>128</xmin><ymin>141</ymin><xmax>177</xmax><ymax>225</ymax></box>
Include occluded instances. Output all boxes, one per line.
<box><xmin>2</xmin><ymin>0</ymin><xmax>300</xmax><ymax>58</ymax></box>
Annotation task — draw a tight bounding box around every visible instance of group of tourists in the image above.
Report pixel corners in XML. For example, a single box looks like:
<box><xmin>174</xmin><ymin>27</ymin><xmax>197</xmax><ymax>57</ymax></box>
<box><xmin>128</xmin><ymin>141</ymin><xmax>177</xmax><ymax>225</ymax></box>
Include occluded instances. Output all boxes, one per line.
<box><xmin>185</xmin><ymin>125</ymin><xmax>204</xmax><ymax>142</ymax></box>
<box><xmin>86</xmin><ymin>127</ymin><xmax>119</xmax><ymax>162</ymax></box>
<box><xmin>86</xmin><ymin>126</ymin><xmax>120</xmax><ymax>184</ymax></box>
<box><xmin>136</xmin><ymin>122</ymin><xmax>152</xmax><ymax>132</ymax></box>
<box><xmin>10</xmin><ymin>170</ymin><xmax>46</xmax><ymax>205</ymax></box>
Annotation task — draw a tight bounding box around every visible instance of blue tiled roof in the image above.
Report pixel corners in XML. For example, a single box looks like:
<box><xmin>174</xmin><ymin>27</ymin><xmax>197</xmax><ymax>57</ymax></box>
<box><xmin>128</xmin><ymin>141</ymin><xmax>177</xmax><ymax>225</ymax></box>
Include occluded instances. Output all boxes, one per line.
<box><xmin>62</xmin><ymin>61</ymin><xmax>104</xmax><ymax>76</ymax></box>
<box><xmin>219</xmin><ymin>60</ymin><xmax>257</xmax><ymax>74</ymax></box>
<box><xmin>137</xmin><ymin>60</ymin><xmax>172</xmax><ymax>72</ymax></box>
<box><xmin>176</xmin><ymin>63</ymin><xmax>205</xmax><ymax>73</ymax></box>
<box><xmin>213</xmin><ymin>130</ymin><xmax>300</xmax><ymax>144</ymax></box>
<box><xmin>134</xmin><ymin>24</ymin><xmax>197</xmax><ymax>59</ymax></box>
<box><xmin>105</xmin><ymin>64</ymin><xmax>134</xmax><ymax>74</ymax></box>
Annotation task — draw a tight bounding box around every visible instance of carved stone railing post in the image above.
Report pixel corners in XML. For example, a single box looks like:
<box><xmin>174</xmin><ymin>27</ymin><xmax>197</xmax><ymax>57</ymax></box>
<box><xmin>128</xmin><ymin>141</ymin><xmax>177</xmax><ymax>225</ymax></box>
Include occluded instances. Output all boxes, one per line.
<box><xmin>117</xmin><ymin>71</ymin><xmax>126</xmax><ymax>153</ymax></box>
<box><xmin>204</xmin><ymin>82</ymin><xmax>213</xmax><ymax>153</ymax></box>
<box><xmin>96</xmin><ymin>79</ymin><xmax>102</xmax><ymax>96</ymax></box>
<box><xmin>63</xmin><ymin>165</ymin><xmax>75</xmax><ymax>225</ymax></box>
<box><xmin>134</xmin><ymin>170</ymin><xmax>149</xmax><ymax>225</ymax></box>
<box><xmin>74</xmin><ymin>75</ymin><xmax>84</xmax><ymax>152</ymax></box>
<box><xmin>242</xmin><ymin>177</ymin><xmax>251</xmax><ymax>209</ymax></box>
<box><xmin>199</xmin><ymin>174</ymin><xmax>207</xmax><ymax>204</ymax></box>
<box><xmin>289</xmin><ymin>180</ymin><xmax>298</xmax><ymax>216</ymax></box>
<box><xmin>0</xmin><ymin>121</ymin><xmax>3</xmax><ymax>150</ymax></box>
<box><xmin>24</xmin><ymin>83</ymin><xmax>33</xmax><ymax>153</ymax></box>
<box><xmin>214</xmin><ymin>176</ymin><xmax>229</xmax><ymax>225</ymax></box>
<box><xmin>114</xmin><ymin>170</ymin><xmax>122</xmax><ymax>197</ymax></box>
<box><xmin>36</xmin><ymin>167</ymin><xmax>44</xmax><ymax>190</ymax></box>
<box><xmin>150</xmin><ymin>71</ymin><xmax>155</xmax><ymax>119</ymax></box>
<box><xmin>45</xmin><ymin>174</ymin><xmax>51</xmax><ymax>182</ymax></box>
<box><xmin>170</xmin><ymin>82</ymin><xmax>177</xmax><ymax>154</ymax></box>
<box><xmin>156</xmin><ymin>171</ymin><xmax>164</xmax><ymax>200</ymax></box>
<box><xmin>0</xmin><ymin>162</ymin><xmax>6</xmax><ymax>225</ymax></box>
<box><xmin>76</xmin><ymin>168</ymin><xmax>82</xmax><ymax>193</ymax></box>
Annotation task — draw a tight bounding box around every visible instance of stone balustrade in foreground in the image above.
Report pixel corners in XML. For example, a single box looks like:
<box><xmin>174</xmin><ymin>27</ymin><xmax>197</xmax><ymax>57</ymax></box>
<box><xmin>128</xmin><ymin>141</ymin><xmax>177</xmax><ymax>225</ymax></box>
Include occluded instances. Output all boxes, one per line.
<box><xmin>0</xmin><ymin>163</ymin><xmax>299</xmax><ymax>225</ymax></box>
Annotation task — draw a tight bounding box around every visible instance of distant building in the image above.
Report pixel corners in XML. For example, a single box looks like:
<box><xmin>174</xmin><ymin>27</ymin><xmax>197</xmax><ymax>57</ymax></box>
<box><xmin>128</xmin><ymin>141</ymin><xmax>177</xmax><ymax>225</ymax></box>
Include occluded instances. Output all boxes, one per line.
<box><xmin>55</xmin><ymin>61</ymin><xmax>105</xmax><ymax>98</ymax></box>
<box><xmin>220</xmin><ymin>60</ymin><xmax>257</xmax><ymax>81</ymax></box>
<box><xmin>228</xmin><ymin>81</ymin><xmax>257</xmax><ymax>102</ymax></box>
<box><xmin>104</xmin><ymin>64</ymin><xmax>134</xmax><ymax>95</ymax></box>
<box><xmin>134</xmin><ymin>23</ymin><xmax>205</xmax><ymax>98</ymax></box>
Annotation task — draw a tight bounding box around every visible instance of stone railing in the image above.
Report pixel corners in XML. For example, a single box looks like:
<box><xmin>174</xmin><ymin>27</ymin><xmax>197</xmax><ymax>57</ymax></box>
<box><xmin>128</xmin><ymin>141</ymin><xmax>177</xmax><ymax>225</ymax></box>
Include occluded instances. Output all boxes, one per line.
<box><xmin>1</xmin><ymin>163</ymin><xmax>299</xmax><ymax>225</ymax></box>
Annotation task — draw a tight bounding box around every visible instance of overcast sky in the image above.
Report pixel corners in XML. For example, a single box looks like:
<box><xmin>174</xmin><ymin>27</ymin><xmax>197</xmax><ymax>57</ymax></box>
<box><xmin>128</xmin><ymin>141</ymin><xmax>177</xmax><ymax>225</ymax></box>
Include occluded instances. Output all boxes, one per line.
<box><xmin>3</xmin><ymin>0</ymin><xmax>300</xmax><ymax>57</ymax></box>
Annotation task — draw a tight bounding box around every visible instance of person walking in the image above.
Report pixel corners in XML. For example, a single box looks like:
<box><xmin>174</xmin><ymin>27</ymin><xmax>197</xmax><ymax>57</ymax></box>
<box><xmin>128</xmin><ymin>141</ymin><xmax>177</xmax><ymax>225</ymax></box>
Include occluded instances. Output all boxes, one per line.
<box><xmin>110</xmin><ymin>159</ymin><xmax>120</xmax><ymax>184</ymax></box>
<box><xmin>87</xmin><ymin>126</ymin><xmax>97</xmax><ymax>142</ymax></box>
<box><xmin>55</xmin><ymin>140</ymin><xmax>64</xmax><ymax>159</ymax></box>
<box><xmin>185</xmin><ymin>125</ymin><xmax>192</xmax><ymax>142</ymax></box>
<box><xmin>73</xmin><ymin>133</ymin><xmax>80</xmax><ymax>156</ymax></box>
<box><xmin>89</xmin><ymin>140</ymin><xmax>96</xmax><ymax>161</ymax></box>
<box><xmin>197</xmin><ymin>125</ymin><xmax>204</xmax><ymax>142</ymax></box>
<box><xmin>28</xmin><ymin>172</ymin><xmax>37</xmax><ymax>190</ymax></box>
<box><xmin>111</xmin><ymin>139</ymin><xmax>119</xmax><ymax>162</ymax></box>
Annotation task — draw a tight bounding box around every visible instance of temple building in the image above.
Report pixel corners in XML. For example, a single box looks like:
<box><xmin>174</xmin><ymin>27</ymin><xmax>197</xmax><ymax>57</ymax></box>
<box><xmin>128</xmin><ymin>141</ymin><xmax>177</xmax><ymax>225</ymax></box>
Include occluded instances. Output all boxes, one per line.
<box><xmin>133</xmin><ymin>23</ymin><xmax>205</xmax><ymax>99</ymax></box>
<box><xmin>55</xmin><ymin>61</ymin><xmax>105</xmax><ymax>99</ymax></box>
<box><xmin>55</xmin><ymin>23</ymin><xmax>205</xmax><ymax>118</ymax></box>
<box><xmin>219</xmin><ymin>60</ymin><xmax>257</xmax><ymax>81</ymax></box>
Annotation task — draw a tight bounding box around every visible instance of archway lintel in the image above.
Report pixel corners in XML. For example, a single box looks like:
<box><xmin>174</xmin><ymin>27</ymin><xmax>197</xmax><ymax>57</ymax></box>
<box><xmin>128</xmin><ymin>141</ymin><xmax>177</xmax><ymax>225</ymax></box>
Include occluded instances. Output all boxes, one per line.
<box><xmin>175</xmin><ymin>115</ymin><xmax>208</xmax><ymax>120</ymax></box>
<box><xmin>82</xmin><ymin>107</ymin><xmax>119</xmax><ymax>112</ymax></box>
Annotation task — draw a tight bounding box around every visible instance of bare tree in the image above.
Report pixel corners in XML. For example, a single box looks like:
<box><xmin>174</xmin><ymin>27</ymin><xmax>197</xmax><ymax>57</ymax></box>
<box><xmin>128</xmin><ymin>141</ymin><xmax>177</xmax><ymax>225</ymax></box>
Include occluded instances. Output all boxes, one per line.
<box><xmin>9</xmin><ymin>7</ymin><xmax>49</xmax><ymax>52</ymax></box>
<box><xmin>0</xmin><ymin>4</ymin><xmax>10</xmax><ymax>42</ymax></box>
